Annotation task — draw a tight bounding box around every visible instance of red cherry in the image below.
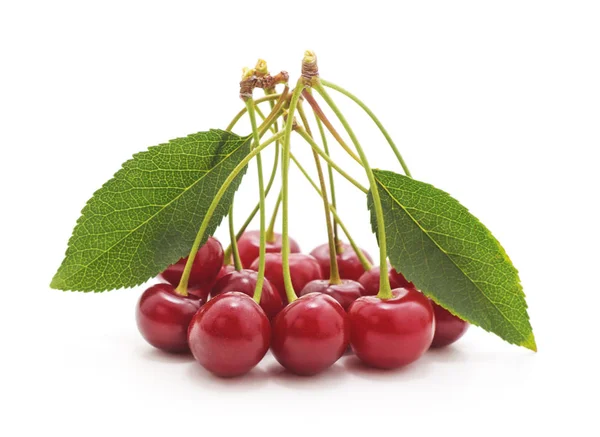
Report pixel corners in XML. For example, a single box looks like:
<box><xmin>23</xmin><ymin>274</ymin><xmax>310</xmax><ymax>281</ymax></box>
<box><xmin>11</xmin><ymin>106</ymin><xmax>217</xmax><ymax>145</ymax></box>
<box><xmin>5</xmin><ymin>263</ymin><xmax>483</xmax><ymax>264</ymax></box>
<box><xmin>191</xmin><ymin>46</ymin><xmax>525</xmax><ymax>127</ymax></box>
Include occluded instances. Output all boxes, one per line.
<box><xmin>160</xmin><ymin>237</ymin><xmax>224</xmax><ymax>288</ymax></box>
<box><xmin>271</xmin><ymin>293</ymin><xmax>350</xmax><ymax>376</ymax></box>
<box><xmin>211</xmin><ymin>269</ymin><xmax>284</xmax><ymax>319</ymax></box>
<box><xmin>237</xmin><ymin>230</ymin><xmax>301</xmax><ymax>269</ymax></box>
<box><xmin>188</xmin><ymin>292</ymin><xmax>270</xmax><ymax>377</ymax></box>
<box><xmin>310</xmin><ymin>242</ymin><xmax>373</xmax><ymax>281</ymax></box>
<box><xmin>186</xmin><ymin>264</ymin><xmax>235</xmax><ymax>300</ymax></box>
<box><xmin>250</xmin><ymin>253</ymin><xmax>322</xmax><ymax>304</ymax></box>
<box><xmin>358</xmin><ymin>266</ymin><xmax>413</xmax><ymax>296</ymax></box>
<box><xmin>299</xmin><ymin>279</ymin><xmax>365</xmax><ymax>311</ymax></box>
<box><xmin>136</xmin><ymin>283</ymin><xmax>202</xmax><ymax>353</ymax></box>
<box><xmin>215</xmin><ymin>264</ymin><xmax>236</xmax><ymax>282</ymax></box>
<box><xmin>348</xmin><ymin>288</ymin><xmax>434</xmax><ymax>369</ymax></box>
<box><xmin>430</xmin><ymin>301</ymin><xmax>469</xmax><ymax>348</ymax></box>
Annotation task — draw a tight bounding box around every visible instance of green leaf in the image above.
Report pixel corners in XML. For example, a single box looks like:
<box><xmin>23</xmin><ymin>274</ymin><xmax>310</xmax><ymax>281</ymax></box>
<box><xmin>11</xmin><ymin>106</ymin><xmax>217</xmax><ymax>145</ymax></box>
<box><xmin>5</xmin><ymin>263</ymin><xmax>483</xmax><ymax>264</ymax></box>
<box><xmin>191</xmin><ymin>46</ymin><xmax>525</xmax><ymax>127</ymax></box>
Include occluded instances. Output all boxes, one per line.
<box><xmin>368</xmin><ymin>169</ymin><xmax>536</xmax><ymax>351</ymax></box>
<box><xmin>51</xmin><ymin>129</ymin><xmax>250</xmax><ymax>292</ymax></box>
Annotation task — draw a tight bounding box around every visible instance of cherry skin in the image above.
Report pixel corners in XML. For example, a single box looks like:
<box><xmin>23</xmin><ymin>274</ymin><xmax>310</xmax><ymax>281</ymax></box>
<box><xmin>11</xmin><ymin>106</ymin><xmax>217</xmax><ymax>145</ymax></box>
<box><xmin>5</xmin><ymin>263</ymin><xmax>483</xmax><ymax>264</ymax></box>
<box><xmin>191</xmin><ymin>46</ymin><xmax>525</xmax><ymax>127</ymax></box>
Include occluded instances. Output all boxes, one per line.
<box><xmin>211</xmin><ymin>269</ymin><xmax>284</xmax><ymax>319</ymax></box>
<box><xmin>136</xmin><ymin>283</ymin><xmax>202</xmax><ymax>353</ymax></box>
<box><xmin>358</xmin><ymin>266</ymin><xmax>413</xmax><ymax>296</ymax></box>
<box><xmin>188</xmin><ymin>292</ymin><xmax>270</xmax><ymax>378</ymax></box>
<box><xmin>215</xmin><ymin>264</ymin><xmax>236</xmax><ymax>282</ymax></box>
<box><xmin>160</xmin><ymin>237</ymin><xmax>224</xmax><ymax>289</ymax></box>
<box><xmin>271</xmin><ymin>293</ymin><xmax>350</xmax><ymax>376</ymax></box>
<box><xmin>430</xmin><ymin>301</ymin><xmax>469</xmax><ymax>348</ymax></box>
<box><xmin>310</xmin><ymin>242</ymin><xmax>373</xmax><ymax>281</ymax></box>
<box><xmin>250</xmin><ymin>253</ymin><xmax>322</xmax><ymax>304</ymax></box>
<box><xmin>237</xmin><ymin>230</ymin><xmax>301</xmax><ymax>269</ymax></box>
<box><xmin>348</xmin><ymin>288</ymin><xmax>434</xmax><ymax>369</ymax></box>
<box><xmin>299</xmin><ymin>279</ymin><xmax>365</xmax><ymax>311</ymax></box>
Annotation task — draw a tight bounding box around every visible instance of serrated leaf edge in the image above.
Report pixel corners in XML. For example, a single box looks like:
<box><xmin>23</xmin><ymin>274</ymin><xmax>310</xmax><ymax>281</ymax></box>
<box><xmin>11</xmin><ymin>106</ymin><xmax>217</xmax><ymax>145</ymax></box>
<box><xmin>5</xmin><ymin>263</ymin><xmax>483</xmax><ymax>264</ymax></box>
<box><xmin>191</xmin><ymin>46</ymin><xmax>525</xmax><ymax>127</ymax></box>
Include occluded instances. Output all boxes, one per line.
<box><xmin>372</xmin><ymin>170</ymin><xmax>536</xmax><ymax>351</ymax></box>
<box><xmin>50</xmin><ymin>129</ymin><xmax>250</xmax><ymax>292</ymax></box>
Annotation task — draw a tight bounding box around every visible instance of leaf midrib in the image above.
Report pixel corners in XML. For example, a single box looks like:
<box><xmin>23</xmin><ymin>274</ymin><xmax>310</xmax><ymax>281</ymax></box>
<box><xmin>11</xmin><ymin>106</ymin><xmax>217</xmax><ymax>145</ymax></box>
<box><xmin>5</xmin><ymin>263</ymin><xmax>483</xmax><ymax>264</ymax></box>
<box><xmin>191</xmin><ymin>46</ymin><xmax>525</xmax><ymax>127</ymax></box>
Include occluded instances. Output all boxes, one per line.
<box><xmin>56</xmin><ymin>137</ymin><xmax>248</xmax><ymax>284</ymax></box>
<box><xmin>375</xmin><ymin>177</ymin><xmax>528</xmax><ymax>341</ymax></box>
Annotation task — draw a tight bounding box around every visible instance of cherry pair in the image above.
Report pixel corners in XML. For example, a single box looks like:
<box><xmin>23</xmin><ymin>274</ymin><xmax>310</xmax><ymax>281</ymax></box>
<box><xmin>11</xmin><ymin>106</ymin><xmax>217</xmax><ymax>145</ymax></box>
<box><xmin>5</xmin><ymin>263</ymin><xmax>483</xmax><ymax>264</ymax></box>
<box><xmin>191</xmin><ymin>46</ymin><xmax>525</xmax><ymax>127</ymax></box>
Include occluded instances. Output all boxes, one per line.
<box><xmin>136</xmin><ymin>236</ymin><xmax>224</xmax><ymax>352</ymax></box>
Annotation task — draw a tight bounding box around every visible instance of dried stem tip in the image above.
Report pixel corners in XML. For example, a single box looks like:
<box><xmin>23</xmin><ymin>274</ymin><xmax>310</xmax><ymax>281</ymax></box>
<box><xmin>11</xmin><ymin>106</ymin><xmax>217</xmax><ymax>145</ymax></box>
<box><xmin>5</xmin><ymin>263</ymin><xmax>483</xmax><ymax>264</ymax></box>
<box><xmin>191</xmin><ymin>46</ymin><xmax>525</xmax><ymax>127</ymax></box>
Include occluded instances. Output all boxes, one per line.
<box><xmin>302</xmin><ymin>50</ymin><xmax>319</xmax><ymax>83</ymax></box>
<box><xmin>256</xmin><ymin>71</ymin><xmax>289</xmax><ymax>90</ymax></box>
<box><xmin>239</xmin><ymin>67</ymin><xmax>257</xmax><ymax>100</ymax></box>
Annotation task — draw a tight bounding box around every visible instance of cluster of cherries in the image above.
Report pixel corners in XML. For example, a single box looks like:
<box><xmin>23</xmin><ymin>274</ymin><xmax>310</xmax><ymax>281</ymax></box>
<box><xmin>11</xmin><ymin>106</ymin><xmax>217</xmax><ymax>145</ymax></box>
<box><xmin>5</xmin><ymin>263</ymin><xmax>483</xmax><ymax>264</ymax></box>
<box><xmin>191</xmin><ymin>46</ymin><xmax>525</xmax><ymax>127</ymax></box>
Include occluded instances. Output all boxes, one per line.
<box><xmin>136</xmin><ymin>232</ymin><xmax>469</xmax><ymax>377</ymax></box>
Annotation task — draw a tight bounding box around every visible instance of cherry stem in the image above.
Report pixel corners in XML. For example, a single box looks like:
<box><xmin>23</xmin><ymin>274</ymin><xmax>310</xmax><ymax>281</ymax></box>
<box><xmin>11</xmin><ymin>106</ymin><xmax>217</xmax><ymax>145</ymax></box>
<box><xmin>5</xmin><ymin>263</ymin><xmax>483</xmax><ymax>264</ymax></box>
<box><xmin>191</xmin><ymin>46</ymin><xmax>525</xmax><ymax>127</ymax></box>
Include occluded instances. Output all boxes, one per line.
<box><xmin>290</xmin><ymin>153</ymin><xmax>372</xmax><ymax>271</ymax></box>
<box><xmin>222</xmin><ymin>140</ymin><xmax>279</xmax><ymax>263</ymax></box>
<box><xmin>257</xmin><ymin>86</ymin><xmax>290</xmax><ymax>136</ymax></box>
<box><xmin>301</xmin><ymin>89</ymin><xmax>362</xmax><ymax>165</ymax></box>
<box><xmin>294</xmin><ymin>126</ymin><xmax>367</xmax><ymax>193</ymax></box>
<box><xmin>312</xmin><ymin>81</ymin><xmax>393</xmax><ymax>299</ymax></box>
<box><xmin>266</xmin><ymin>190</ymin><xmax>282</xmax><ymax>243</ymax></box>
<box><xmin>226</xmin><ymin>93</ymin><xmax>282</xmax><ymax>131</ymax></box>
<box><xmin>313</xmin><ymin>102</ymin><xmax>341</xmax><ymax>253</ymax></box>
<box><xmin>320</xmin><ymin>79</ymin><xmax>412</xmax><ymax>178</ymax></box>
<box><xmin>175</xmin><ymin>131</ymin><xmax>284</xmax><ymax>296</ymax></box>
<box><xmin>228</xmin><ymin>203</ymin><xmax>243</xmax><ymax>271</ymax></box>
<box><xmin>281</xmin><ymin>80</ymin><xmax>305</xmax><ymax>304</ymax></box>
<box><xmin>245</xmin><ymin>98</ymin><xmax>267</xmax><ymax>304</ymax></box>
<box><xmin>222</xmin><ymin>95</ymin><xmax>283</xmax><ymax>261</ymax></box>
<box><xmin>296</xmin><ymin>103</ymin><xmax>341</xmax><ymax>284</ymax></box>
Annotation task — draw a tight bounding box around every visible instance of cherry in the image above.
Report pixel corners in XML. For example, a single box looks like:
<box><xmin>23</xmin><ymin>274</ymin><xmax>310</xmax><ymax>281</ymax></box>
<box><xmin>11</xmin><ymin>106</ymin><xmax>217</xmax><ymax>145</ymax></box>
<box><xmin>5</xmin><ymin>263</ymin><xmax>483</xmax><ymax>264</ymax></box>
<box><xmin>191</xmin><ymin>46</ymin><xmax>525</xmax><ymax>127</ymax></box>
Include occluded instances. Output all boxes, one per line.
<box><xmin>188</xmin><ymin>292</ymin><xmax>270</xmax><ymax>377</ymax></box>
<box><xmin>237</xmin><ymin>230</ymin><xmax>301</xmax><ymax>269</ymax></box>
<box><xmin>136</xmin><ymin>283</ymin><xmax>202</xmax><ymax>353</ymax></box>
<box><xmin>211</xmin><ymin>269</ymin><xmax>284</xmax><ymax>319</ymax></box>
<box><xmin>348</xmin><ymin>288</ymin><xmax>434</xmax><ymax>369</ymax></box>
<box><xmin>186</xmin><ymin>264</ymin><xmax>235</xmax><ymax>301</ymax></box>
<box><xmin>358</xmin><ymin>265</ymin><xmax>413</xmax><ymax>296</ymax></box>
<box><xmin>250</xmin><ymin>253</ymin><xmax>322</xmax><ymax>304</ymax></box>
<box><xmin>430</xmin><ymin>300</ymin><xmax>469</xmax><ymax>348</ymax></box>
<box><xmin>160</xmin><ymin>237</ymin><xmax>224</xmax><ymax>289</ymax></box>
<box><xmin>215</xmin><ymin>264</ymin><xmax>236</xmax><ymax>282</ymax></box>
<box><xmin>299</xmin><ymin>279</ymin><xmax>365</xmax><ymax>311</ymax></box>
<box><xmin>271</xmin><ymin>293</ymin><xmax>350</xmax><ymax>376</ymax></box>
<box><xmin>310</xmin><ymin>242</ymin><xmax>373</xmax><ymax>281</ymax></box>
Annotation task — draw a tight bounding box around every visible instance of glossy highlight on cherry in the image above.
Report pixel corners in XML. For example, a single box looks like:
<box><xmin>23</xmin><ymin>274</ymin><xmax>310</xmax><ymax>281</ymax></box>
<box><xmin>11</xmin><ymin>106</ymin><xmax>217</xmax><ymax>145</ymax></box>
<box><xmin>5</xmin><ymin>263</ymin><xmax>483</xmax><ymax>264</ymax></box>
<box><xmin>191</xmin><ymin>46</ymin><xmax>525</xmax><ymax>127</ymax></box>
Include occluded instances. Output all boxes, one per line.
<box><xmin>358</xmin><ymin>265</ymin><xmax>413</xmax><ymax>296</ymax></box>
<box><xmin>310</xmin><ymin>242</ymin><xmax>372</xmax><ymax>281</ymax></box>
<box><xmin>211</xmin><ymin>269</ymin><xmax>283</xmax><ymax>319</ymax></box>
<box><xmin>250</xmin><ymin>252</ymin><xmax>322</xmax><ymax>303</ymax></box>
<box><xmin>238</xmin><ymin>230</ymin><xmax>301</xmax><ymax>269</ymax></box>
<box><xmin>348</xmin><ymin>288</ymin><xmax>435</xmax><ymax>369</ymax></box>
<box><xmin>188</xmin><ymin>292</ymin><xmax>270</xmax><ymax>377</ymax></box>
<box><xmin>299</xmin><ymin>279</ymin><xmax>364</xmax><ymax>311</ymax></box>
<box><xmin>136</xmin><ymin>283</ymin><xmax>202</xmax><ymax>353</ymax></box>
<box><xmin>271</xmin><ymin>293</ymin><xmax>350</xmax><ymax>376</ymax></box>
<box><xmin>160</xmin><ymin>237</ymin><xmax>224</xmax><ymax>289</ymax></box>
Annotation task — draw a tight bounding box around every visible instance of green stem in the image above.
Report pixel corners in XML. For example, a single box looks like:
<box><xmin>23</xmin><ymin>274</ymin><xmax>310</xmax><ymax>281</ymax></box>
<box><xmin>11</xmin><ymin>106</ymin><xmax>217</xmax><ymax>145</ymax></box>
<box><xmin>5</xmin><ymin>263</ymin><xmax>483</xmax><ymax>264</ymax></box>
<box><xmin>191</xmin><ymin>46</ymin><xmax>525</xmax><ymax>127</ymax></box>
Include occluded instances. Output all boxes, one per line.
<box><xmin>266</xmin><ymin>190</ymin><xmax>282</xmax><ymax>242</ymax></box>
<box><xmin>320</xmin><ymin>79</ymin><xmax>412</xmax><ymax>178</ymax></box>
<box><xmin>290</xmin><ymin>153</ymin><xmax>372</xmax><ymax>271</ymax></box>
<box><xmin>264</xmin><ymin>87</ymin><xmax>282</xmax><ymax>245</ymax></box>
<box><xmin>222</xmin><ymin>141</ymin><xmax>279</xmax><ymax>262</ymax></box>
<box><xmin>313</xmin><ymin>81</ymin><xmax>392</xmax><ymax>299</ymax></box>
<box><xmin>301</xmin><ymin>89</ymin><xmax>362</xmax><ymax>165</ymax></box>
<box><xmin>228</xmin><ymin>204</ymin><xmax>243</xmax><ymax>271</ymax></box>
<box><xmin>296</xmin><ymin>103</ymin><xmax>341</xmax><ymax>284</ymax></box>
<box><xmin>295</xmin><ymin>129</ymin><xmax>367</xmax><ymax>194</ymax></box>
<box><xmin>281</xmin><ymin>81</ymin><xmax>305</xmax><ymax>303</ymax></box>
<box><xmin>257</xmin><ymin>86</ymin><xmax>289</xmax><ymax>137</ymax></box>
<box><xmin>175</xmin><ymin>131</ymin><xmax>284</xmax><ymax>295</ymax></box>
<box><xmin>313</xmin><ymin>95</ymin><xmax>340</xmax><ymax>253</ymax></box>
<box><xmin>245</xmin><ymin>99</ymin><xmax>267</xmax><ymax>303</ymax></box>
<box><xmin>226</xmin><ymin>93</ymin><xmax>283</xmax><ymax>131</ymax></box>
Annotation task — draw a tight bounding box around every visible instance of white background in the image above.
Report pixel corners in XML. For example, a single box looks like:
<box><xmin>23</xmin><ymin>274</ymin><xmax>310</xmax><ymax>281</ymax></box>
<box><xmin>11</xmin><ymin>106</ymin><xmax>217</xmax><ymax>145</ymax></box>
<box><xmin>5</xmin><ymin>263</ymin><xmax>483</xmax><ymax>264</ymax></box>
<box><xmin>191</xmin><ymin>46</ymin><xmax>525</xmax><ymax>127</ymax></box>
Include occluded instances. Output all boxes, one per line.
<box><xmin>1</xmin><ymin>1</ymin><xmax>599</xmax><ymax>436</ymax></box>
